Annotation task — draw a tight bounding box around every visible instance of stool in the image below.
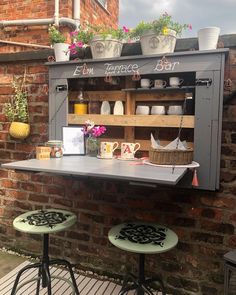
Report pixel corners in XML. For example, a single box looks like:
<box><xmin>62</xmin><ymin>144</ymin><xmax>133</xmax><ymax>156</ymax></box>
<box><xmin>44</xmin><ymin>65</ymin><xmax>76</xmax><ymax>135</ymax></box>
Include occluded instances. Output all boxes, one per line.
<box><xmin>11</xmin><ymin>209</ymin><xmax>80</xmax><ymax>295</ymax></box>
<box><xmin>108</xmin><ymin>222</ymin><xmax>178</xmax><ymax>295</ymax></box>
<box><xmin>224</xmin><ymin>250</ymin><xmax>236</xmax><ymax>295</ymax></box>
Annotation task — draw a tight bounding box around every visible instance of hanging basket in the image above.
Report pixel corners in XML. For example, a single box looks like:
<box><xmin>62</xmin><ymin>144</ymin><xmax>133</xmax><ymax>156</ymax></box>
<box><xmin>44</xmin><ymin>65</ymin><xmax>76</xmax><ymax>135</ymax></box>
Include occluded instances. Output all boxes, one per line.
<box><xmin>140</xmin><ymin>29</ymin><xmax>177</xmax><ymax>55</ymax></box>
<box><xmin>9</xmin><ymin>122</ymin><xmax>30</xmax><ymax>139</ymax></box>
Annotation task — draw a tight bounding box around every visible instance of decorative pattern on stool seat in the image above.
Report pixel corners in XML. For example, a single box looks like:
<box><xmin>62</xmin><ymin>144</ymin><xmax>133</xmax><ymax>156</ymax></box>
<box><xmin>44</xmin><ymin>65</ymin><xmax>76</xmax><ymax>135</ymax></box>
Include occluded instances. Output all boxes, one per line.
<box><xmin>108</xmin><ymin>222</ymin><xmax>178</xmax><ymax>295</ymax></box>
<box><xmin>13</xmin><ymin>209</ymin><xmax>76</xmax><ymax>234</ymax></box>
<box><xmin>109</xmin><ymin>222</ymin><xmax>178</xmax><ymax>254</ymax></box>
<box><xmin>10</xmin><ymin>209</ymin><xmax>79</xmax><ymax>295</ymax></box>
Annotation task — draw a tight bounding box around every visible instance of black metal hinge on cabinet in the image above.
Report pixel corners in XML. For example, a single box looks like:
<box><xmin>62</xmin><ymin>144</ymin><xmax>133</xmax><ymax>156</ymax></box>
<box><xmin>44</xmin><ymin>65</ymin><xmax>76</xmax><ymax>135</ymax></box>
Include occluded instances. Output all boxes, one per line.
<box><xmin>56</xmin><ymin>85</ymin><xmax>68</xmax><ymax>92</ymax></box>
<box><xmin>195</xmin><ymin>78</ymin><xmax>212</xmax><ymax>87</ymax></box>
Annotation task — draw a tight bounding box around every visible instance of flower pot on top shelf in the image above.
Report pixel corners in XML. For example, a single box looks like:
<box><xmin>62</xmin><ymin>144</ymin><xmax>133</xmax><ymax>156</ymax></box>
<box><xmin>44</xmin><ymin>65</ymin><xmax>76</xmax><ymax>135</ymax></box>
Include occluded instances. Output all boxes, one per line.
<box><xmin>48</xmin><ymin>24</ymin><xmax>70</xmax><ymax>62</ymax></box>
<box><xmin>140</xmin><ymin>28</ymin><xmax>177</xmax><ymax>55</ymax></box>
<box><xmin>90</xmin><ymin>35</ymin><xmax>123</xmax><ymax>59</ymax></box>
<box><xmin>68</xmin><ymin>23</ymin><xmax>130</xmax><ymax>59</ymax></box>
<box><xmin>197</xmin><ymin>27</ymin><xmax>220</xmax><ymax>51</ymax></box>
<box><xmin>53</xmin><ymin>43</ymin><xmax>70</xmax><ymax>62</ymax></box>
<box><xmin>130</xmin><ymin>13</ymin><xmax>191</xmax><ymax>55</ymax></box>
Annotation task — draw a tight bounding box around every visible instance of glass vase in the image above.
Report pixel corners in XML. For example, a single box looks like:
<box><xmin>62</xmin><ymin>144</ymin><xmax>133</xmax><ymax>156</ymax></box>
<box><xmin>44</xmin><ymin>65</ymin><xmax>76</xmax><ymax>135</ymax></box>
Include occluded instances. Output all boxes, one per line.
<box><xmin>86</xmin><ymin>136</ymin><xmax>99</xmax><ymax>157</ymax></box>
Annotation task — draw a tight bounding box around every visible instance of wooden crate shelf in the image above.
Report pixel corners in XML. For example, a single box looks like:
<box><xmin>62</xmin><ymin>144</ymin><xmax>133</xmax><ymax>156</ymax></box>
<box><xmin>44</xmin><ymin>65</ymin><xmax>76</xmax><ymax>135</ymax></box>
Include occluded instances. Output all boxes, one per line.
<box><xmin>68</xmin><ymin>114</ymin><xmax>195</xmax><ymax>128</ymax></box>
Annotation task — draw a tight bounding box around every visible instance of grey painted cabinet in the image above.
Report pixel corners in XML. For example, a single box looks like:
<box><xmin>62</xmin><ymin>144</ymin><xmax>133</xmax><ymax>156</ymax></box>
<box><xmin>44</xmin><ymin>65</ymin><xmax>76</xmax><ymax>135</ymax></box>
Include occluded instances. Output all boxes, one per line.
<box><xmin>47</xmin><ymin>49</ymin><xmax>228</xmax><ymax>190</ymax></box>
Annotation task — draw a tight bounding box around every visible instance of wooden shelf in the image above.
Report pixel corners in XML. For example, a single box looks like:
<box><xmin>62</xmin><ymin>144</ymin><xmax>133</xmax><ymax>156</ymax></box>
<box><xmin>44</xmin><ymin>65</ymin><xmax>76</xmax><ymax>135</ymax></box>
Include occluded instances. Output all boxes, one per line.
<box><xmin>68</xmin><ymin>114</ymin><xmax>195</xmax><ymax>128</ymax></box>
<box><xmin>122</xmin><ymin>86</ymin><xmax>195</xmax><ymax>92</ymax></box>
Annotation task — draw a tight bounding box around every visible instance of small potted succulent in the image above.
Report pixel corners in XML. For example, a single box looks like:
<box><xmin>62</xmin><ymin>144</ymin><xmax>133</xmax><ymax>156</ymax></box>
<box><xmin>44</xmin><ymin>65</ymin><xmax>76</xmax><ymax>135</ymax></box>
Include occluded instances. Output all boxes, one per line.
<box><xmin>48</xmin><ymin>24</ymin><xmax>70</xmax><ymax>62</ymax></box>
<box><xmin>69</xmin><ymin>23</ymin><xmax>130</xmax><ymax>59</ymax></box>
<box><xmin>130</xmin><ymin>12</ymin><xmax>192</xmax><ymax>55</ymax></box>
<box><xmin>4</xmin><ymin>79</ymin><xmax>30</xmax><ymax>140</ymax></box>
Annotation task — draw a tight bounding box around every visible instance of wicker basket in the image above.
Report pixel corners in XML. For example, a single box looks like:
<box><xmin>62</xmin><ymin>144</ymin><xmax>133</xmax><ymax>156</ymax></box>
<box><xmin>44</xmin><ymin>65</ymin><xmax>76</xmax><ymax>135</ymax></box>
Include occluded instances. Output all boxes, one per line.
<box><xmin>149</xmin><ymin>148</ymin><xmax>193</xmax><ymax>165</ymax></box>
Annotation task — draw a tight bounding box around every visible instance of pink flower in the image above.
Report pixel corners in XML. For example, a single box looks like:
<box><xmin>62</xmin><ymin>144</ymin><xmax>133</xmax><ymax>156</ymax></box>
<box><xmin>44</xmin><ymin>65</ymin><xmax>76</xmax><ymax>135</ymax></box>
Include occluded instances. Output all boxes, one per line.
<box><xmin>70</xmin><ymin>30</ymin><xmax>78</xmax><ymax>36</ymax></box>
<box><xmin>123</xmin><ymin>26</ymin><xmax>129</xmax><ymax>33</ymax></box>
<box><xmin>82</xmin><ymin>120</ymin><xmax>106</xmax><ymax>137</ymax></box>
<box><xmin>76</xmin><ymin>41</ymin><xmax>84</xmax><ymax>48</ymax></box>
<box><xmin>189</xmin><ymin>24</ymin><xmax>192</xmax><ymax>30</ymax></box>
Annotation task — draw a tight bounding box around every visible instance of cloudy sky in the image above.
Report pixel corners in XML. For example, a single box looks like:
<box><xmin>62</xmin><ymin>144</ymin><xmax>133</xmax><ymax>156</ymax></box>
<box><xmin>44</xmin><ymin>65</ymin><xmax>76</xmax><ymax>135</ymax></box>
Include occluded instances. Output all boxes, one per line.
<box><xmin>119</xmin><ymin>0</ymin><xmax>236</xmax><ymax>38</ymax></box>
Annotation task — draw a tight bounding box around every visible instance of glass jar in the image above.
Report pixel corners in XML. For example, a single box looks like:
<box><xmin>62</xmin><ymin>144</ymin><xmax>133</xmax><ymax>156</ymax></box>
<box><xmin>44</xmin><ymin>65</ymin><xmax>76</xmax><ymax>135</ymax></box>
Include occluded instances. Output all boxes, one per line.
<box><xmin>86</xmin><ymin>136</ymin><xmax>99</xmax><ymax>157</ymax></box>
<box><xmin>46</xmin><ymin>140</ymin><xmax>63</xmax><ymax>158</ymax></box>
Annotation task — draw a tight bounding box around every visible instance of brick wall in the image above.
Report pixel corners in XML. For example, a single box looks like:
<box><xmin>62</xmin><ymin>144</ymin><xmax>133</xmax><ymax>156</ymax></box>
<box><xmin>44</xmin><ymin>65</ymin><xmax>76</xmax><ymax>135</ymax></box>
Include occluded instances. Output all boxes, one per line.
<box><xmin>0</xmin><ymin>0</ymin><xmax>119</xmax><ymax>53</ymax></box>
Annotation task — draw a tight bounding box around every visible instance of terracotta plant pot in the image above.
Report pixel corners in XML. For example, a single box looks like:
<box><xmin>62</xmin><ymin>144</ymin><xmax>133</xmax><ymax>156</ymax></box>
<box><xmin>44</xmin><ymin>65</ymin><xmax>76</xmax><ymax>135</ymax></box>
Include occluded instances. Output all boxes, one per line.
<box><xmin>9</xmin><ymin>122</ymin><xmax>30</xmax><ymax>139</ymax></box>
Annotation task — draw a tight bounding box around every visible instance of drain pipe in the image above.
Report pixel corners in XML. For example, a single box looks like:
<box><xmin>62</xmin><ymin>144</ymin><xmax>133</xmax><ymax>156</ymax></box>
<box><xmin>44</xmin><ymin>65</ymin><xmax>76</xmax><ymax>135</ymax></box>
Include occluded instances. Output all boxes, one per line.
<box><xmin>0</xmin><ymin>39</ymin><xmax>51</xmax><ymax>49</ymax></box>
<box><xmin>73</xmin><ymin>0</ymin><xmax>80</xmax><ymax>27</ymax></box>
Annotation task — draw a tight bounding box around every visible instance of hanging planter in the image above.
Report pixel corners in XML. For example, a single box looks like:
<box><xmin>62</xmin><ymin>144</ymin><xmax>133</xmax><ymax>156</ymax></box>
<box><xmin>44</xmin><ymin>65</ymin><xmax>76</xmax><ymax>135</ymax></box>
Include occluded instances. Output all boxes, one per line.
<box><xmin>4</xmin><ymin>69</ymin><xmax>30</xmax><ymax>140</ymax></box>
<box><xmin>9</xmin><ymin>122</ymin><xmax>30</xmax><ymax>140</ymax></box>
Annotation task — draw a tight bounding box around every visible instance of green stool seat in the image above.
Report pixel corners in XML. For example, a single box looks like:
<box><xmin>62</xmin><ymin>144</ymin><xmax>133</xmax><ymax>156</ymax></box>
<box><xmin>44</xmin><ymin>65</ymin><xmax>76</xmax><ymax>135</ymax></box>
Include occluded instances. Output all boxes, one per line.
<box><xmin>108</xmin><ymin>222</ymin><xmax>178</xmax><ymax>295</ymax></box>
<box><xmin>13</xmin><ymin>209</ymin><xmax>76</xmax><ymax>234</ymax></box>
<box><xmin>11</xmin><ymin>209</ymin><xmax>80</xmax><ymax>295</ymax></box>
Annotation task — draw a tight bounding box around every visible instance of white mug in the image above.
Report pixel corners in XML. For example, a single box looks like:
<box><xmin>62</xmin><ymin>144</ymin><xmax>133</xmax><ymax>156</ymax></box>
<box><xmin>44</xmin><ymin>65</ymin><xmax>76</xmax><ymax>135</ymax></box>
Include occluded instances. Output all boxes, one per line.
<box><xmin>136</xmin><ymin>105</ymin><xmax>150</xmax><ymax>115</ymax></box>
<box><xmin>151</xmin><ymin>105</ymin><xmax>165</xmax><ymax>115</ymax></box>
<box><xmin>167</xmin><ymin>105</ymin><xmax>183</xmax><ymax>115</ymax></box>
<box><xmin>140</xmin><ymin>79</ymin><xmax>153</xmax><ymax>88</ymax></box>
<box><xmin>100</xmin><ymin>141</ymin><xmax>119</xmax><ymax>158</ymax></box>
<box><xmin>154</xmin><ymin>79</ymin><xmax>167</xmax><ymax>88</ymax></box>
<box><xmin>169</xmin><ymin>77</ymin><xmax>184</xmax><ymax>87</ymax></box>
<box><xmin>121</xmin><ymin>142</ymin><xmax>141</xmax><ymax>159</ymax></box>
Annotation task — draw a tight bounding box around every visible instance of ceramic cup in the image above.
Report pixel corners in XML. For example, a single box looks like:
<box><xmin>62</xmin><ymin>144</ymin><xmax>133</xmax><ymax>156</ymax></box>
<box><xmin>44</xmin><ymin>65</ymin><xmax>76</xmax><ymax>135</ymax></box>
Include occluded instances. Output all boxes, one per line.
<box><xmin>154</xmin><ymin>79</ymin><xmax>167</xmax><ymax>88</ymax></box>
<box><xmin>100</xmin><ymin>141</ymin><xmax>119</xmax><ymax>158</ymax></box>
<box><xmin>136</xmin><ymin>105</ymin><xmax>150</xmax><ymax>115</ymax></box>
<box><xmin>140</xmin><ymin>78</ymin><xmax>153</xmax><ymax>88</ymax></box>
<box><xmin>121</xmin><ymin>142</ymin><xmax>141</xmax><ymax>159</ymax></box>
<box><xmin>167</xmin><ymin>105</ymin><xmax>183</xmax><ymax>115</ymax></box>
<box><xmin>169</xmin><ymin>77</ymin><xmax>184</xmax><ymax>87</ymax></box>
<box><xmin>151</xmin><ymin>105</ymin><xmax>165</xmax><ymax>115</ymax></box>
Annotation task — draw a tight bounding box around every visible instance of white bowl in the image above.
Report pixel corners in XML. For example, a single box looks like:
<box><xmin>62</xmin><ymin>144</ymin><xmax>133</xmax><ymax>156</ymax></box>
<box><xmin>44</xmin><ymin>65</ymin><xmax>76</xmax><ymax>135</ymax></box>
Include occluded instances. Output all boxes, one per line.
<box><xmin>167</xmin><ymin>105</ymin><xmax>183</xmax><ymax>115</ymax></box>
<box><xmin>136</xmin><ymin>105</ymin><xmax>150</xmax><ymax>115</ymax></box>
<box><xmin>151</xmin><ymin>106</ymin><xmax>165</xmax><ymax>115</ymax></box>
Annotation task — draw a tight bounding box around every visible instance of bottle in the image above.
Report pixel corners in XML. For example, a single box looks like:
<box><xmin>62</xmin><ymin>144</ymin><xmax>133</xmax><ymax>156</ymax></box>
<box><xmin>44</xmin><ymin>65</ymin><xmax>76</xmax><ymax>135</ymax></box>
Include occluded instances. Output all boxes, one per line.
<box><xmin>74</xmin><ymin>89</ymin><xmax>88</xmax><ymax>114</ymax></box>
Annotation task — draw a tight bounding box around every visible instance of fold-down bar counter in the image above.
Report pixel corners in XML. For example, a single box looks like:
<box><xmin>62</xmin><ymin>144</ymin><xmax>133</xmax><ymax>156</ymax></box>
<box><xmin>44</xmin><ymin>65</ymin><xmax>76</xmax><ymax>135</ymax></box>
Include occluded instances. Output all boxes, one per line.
<box><xmin>2</xmin><ymin>157</ymin><xmax>187</xmax><ymax>186</ymax></box>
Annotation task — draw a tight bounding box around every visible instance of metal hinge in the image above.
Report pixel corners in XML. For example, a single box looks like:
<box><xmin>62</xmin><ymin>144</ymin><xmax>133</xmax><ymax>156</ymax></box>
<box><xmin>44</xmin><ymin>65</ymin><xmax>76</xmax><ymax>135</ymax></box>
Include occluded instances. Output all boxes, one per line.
<box><xmin>56</xmin><ymin>85</ymin><xmax>68</xmax><ymax>92</ymax></box>
<box><xmin>195</xmin><ymin>78</ymin><xmax>212</xmax><ymax>87</ymax></box>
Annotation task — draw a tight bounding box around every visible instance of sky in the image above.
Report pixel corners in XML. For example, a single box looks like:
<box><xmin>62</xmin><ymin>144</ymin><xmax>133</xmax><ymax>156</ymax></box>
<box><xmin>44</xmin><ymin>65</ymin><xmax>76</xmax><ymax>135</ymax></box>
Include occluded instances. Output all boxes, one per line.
<box><xmin>119</xmin><ymin>0</ymin><xmax>236</xmax><ymax>38</ymax></box>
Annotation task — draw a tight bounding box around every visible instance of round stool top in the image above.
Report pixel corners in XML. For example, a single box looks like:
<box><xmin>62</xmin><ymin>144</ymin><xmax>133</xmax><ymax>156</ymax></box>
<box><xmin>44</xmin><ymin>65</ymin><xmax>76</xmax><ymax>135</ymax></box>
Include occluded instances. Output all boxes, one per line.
<box><xmin>108</xmin><ymin>222</ymin><xmax>178</xmax><ymax>254</ymax></box>
<box><xmin>13</xmin><ymin>209</ymin><xmax>76</xmax><ymax>234</ymax></box>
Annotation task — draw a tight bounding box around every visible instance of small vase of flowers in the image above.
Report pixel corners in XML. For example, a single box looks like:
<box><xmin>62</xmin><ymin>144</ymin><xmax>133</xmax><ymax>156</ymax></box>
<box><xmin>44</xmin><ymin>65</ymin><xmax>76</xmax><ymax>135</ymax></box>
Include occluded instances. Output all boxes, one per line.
<box><xmin>83</xmin><ymin>120</ymin><xmax>106</xmax><ymax>156</ymax></box>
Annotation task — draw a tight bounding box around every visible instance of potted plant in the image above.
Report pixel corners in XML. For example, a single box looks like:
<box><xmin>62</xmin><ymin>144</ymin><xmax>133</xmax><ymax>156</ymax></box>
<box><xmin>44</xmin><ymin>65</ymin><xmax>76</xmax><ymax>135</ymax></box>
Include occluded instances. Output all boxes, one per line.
<box><xmin>4</xmin><ymin>79</ymin><xmax>30</xmax><ymax>140</ymax></box>
<box><xmin>130</xmin><ymin>12</ymin><xmax>191</xmax><ymax>55</ymax></box>
<box><xmin>48</xmin><ymin>24</ymin><xmax>70</xmax><ymax>62</ymax></box>
<box><xmin>69</xmin><ymin>23</ymin><xmax>130</xmax><ymax>59</ymax></box>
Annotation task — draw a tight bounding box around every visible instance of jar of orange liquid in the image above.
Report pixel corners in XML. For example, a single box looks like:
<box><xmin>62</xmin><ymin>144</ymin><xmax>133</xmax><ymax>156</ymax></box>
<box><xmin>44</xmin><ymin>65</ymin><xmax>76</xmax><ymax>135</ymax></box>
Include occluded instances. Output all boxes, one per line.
<box><xmin>74</xmin><ymin>90</ymin><xmax>88</xmax><ymax>114</ymax></box>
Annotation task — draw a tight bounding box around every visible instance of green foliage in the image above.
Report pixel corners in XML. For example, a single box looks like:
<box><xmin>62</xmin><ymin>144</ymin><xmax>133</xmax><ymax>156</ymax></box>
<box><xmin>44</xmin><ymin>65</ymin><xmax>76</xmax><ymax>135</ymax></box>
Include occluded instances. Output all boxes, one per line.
<box><xmin>48</xmin><ymin>24</ymin><xmax>66</xmax><ymax>44</ymax></box>
<box><xmin>130</xmin><ymin>12</ymin><xmax>191</xmax><ymax>38</ymax></box>
<box><xmin>4</xmin><ymin>82</ymin><xmax>29</xmax><ymax>123</ymax></box>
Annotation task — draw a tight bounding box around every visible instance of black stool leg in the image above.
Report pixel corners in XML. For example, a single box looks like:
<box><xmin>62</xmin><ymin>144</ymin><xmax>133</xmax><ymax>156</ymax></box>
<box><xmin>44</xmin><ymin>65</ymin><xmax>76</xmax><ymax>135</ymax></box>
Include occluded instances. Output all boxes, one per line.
<box><xmin>10</xmin><ymin>262</ymin><xmax>41</xmax><ymax>295</ymax></box>
<box><xmin>50</xmin><ymin>258</ymin><xmax>80</xmax><ymax>295</ymax></box>
<box><xmin>224</xmin><ymin>262</ymin><xmax>230</xmax><ymax>295</ymax></box>
<box><xmin>138</xmin><ymin>254</ymin><xmax>145</xmax><ymax>295</ymax></box>
<box><xmin>36</xmin><ymin>267</ymin><xmax>41</xmax><ymax>295</ymax></box>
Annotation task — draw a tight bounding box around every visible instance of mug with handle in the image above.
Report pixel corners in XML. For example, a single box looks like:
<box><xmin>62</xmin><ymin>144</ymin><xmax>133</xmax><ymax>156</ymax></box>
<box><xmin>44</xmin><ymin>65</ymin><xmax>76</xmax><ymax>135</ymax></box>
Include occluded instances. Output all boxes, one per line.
<box><xmin>121</xmin><ymin>142</ymin><xmax>141</xmax><ymax>159</ymax></box>
<box><xmin>100</xmin><ymin>141</ymin><xmax>119</xmax><ymax>158</ymax></box>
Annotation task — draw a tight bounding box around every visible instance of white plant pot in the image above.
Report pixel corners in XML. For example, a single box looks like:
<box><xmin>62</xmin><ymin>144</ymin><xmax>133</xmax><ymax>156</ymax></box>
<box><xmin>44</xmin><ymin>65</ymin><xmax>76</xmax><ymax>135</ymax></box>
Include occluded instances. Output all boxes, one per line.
<box><xmin>90</xmin><ymin>35</ymin><xmax>123</xmax><ymax>59</ymax></box>
<box><xmin>53</xmin><ymin>43</ymin><xmax>70</xmax><ymax>62</ymax></box>
<box><xmin>140</xmin><ymin>29</ymin><xmax>177</xmax><ymax>55</ymax></box>
<box><xmin>198</xmin><ymin>27</ymin><xmax>220</xmax><ymax>51</ymax></box>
